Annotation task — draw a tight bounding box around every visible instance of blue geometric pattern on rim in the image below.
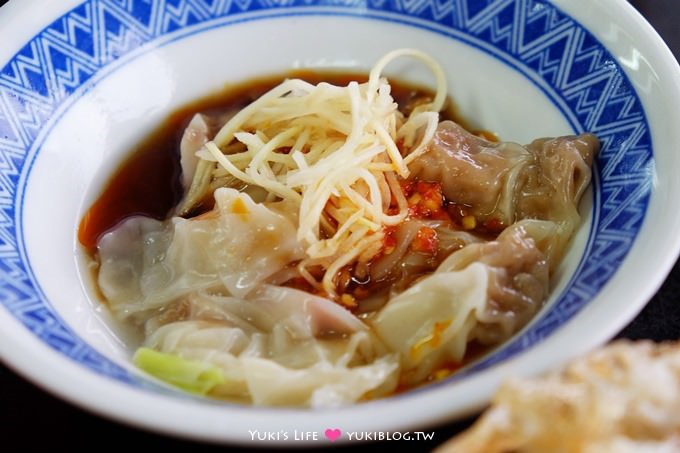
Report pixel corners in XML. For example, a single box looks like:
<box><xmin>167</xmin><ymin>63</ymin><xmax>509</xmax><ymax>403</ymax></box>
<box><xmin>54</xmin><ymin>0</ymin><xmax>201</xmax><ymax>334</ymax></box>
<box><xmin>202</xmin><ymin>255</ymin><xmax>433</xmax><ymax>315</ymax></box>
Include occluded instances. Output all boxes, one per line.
<box><xmin>0</xmin><ymin>0</ymin><xmax>651</xmax><ymax>392</ymax></box>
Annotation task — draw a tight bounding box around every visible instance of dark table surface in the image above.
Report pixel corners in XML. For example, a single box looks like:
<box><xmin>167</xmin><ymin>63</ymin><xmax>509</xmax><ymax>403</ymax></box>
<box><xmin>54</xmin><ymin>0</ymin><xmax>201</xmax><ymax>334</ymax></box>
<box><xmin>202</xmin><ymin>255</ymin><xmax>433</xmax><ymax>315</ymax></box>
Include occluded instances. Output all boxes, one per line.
<box><xmin>2</xmin><ymin>0</ymin><xmax>679</xmax><ymax>451</ymax></box>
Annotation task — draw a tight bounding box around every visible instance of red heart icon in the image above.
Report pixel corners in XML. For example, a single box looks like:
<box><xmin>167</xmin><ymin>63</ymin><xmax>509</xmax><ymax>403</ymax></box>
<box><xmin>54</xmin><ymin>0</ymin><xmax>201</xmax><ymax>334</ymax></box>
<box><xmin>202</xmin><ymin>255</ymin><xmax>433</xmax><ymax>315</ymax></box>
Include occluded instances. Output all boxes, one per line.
<box><xmin>324</xmin><ymin>428</ymin><xmax>342</xmax><ymax>441</ymax></box>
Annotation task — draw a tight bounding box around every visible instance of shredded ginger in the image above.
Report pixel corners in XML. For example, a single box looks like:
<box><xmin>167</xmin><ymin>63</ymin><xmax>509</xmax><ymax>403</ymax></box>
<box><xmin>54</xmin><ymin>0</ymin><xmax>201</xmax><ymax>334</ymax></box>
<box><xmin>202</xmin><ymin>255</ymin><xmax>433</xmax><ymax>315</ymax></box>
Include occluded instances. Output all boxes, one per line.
<box><xmin>194</xmin><ymin>48</ymin><xmax>447</xmax><ymax>296</ymax></box>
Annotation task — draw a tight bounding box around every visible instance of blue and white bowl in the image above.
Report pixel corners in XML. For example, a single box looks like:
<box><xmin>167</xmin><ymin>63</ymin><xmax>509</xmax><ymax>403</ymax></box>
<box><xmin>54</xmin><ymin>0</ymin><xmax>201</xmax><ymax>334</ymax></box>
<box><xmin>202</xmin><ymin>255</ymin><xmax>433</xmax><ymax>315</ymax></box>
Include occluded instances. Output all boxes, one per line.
<box><xmin>1</xmin><ymin>0</ymin><xmax>679</xmax><ymax>443</ymax></box>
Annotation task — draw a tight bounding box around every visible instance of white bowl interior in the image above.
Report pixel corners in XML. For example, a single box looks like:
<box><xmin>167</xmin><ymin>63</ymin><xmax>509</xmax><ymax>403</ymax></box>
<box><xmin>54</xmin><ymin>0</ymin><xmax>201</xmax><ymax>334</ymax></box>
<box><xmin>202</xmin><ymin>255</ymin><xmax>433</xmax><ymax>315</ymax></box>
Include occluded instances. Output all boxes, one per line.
<box><xmin>24</xmin><ymin>14</ymin><xmax>577</xmax><ymax>366</ymax></box>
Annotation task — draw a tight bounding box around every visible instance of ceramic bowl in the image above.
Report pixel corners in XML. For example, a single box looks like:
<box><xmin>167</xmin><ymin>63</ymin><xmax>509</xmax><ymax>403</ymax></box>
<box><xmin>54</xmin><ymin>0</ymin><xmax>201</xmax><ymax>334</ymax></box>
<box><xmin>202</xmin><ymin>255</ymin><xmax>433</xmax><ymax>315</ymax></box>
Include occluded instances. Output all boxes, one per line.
<box><xmin>1</xmin><ymin>0</ymin><xmax>679</xmax><ymax>444</ymax></box>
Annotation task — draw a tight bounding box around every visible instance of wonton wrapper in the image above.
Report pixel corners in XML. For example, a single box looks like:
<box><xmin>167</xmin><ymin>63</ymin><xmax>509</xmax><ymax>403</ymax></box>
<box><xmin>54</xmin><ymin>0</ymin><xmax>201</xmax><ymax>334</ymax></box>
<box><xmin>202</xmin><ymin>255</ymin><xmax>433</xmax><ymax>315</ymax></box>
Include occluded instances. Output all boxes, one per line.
<box><xmin>145</xmin><ymin>286</ymin><xmax>398</xmax><ymax>407</ymax></box>
<box><xmin>97</xmin><ymin>187</ymin><xmax>305</xmax><ymax>321</ymax></box>
<box><xmin>411</xmin><ymin>120</ymin><xmax>597</xmax><ymax>263</ymax></box>
<box><xmin>370</xmin><ymin>220</ymin><xmax>554</xmax><ymax>384</ymax></box>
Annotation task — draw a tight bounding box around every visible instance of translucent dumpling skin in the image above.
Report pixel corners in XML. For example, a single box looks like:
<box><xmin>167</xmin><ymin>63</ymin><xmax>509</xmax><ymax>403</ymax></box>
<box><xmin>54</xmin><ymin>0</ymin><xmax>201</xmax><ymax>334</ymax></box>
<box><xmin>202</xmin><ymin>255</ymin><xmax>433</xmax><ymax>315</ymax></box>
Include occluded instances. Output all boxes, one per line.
<box><xmin>366</xmin><ymin>122</ymin><xmax>598</xmax><ymax>387</ymax></box>
<box><xmin>97</xmin><ymin>188</ymin><xmax>305</xmax><ymax>321</ymax></box>
<box><xmin>370</xmin><ymin>220</ymin><xmax>555</xmax><ymax>385</ymax></box>
<box><xmin>143</xmin><ymin>287</ymin><xmax>398</xmax><ymax>407</ymax></box>
<box><xmin>410</xmin><ymin>120</ymin><xmax>598</xmax><ymax>234</ymax></box>
<box><xmin>93</xmin><ymin>116</ymin><xmax>597</xmax><ymax>406</ymax></box>
<box><xmin>88</xmin><ymin>62</ymin><xmax>599</xmax><ymax>410</ymax></box>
